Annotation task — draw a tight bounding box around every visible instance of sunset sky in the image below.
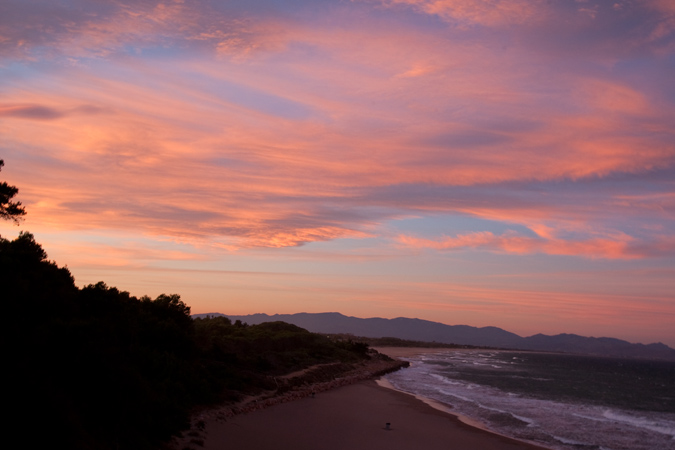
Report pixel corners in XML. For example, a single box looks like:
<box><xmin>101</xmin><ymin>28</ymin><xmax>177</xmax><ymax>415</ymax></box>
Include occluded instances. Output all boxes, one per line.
<box><xmin>1</xmin><ymin>0</ymin><xmax>674</xmax><ymax>346</ymax></box>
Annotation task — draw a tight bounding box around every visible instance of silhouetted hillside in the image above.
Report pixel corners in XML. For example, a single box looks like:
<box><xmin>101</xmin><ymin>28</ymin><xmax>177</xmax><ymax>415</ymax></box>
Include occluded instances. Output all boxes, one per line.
<box><xmin>199</xmin><ymin>312</ymin><xmax>675</xmax><ymax>361</ymax></box>
<box><xmin>2</xmin><ymin>233</ymin><xmax>374</xmax><ymax>450</ymax></box>
<box><xmin>518</xmin><ymin>333</ymin><xmax>675</xmax><ymax>360</ymax></box>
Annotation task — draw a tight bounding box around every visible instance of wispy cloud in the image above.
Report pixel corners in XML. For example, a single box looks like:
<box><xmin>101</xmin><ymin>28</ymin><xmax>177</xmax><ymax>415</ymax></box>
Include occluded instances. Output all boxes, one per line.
<box><xmin>1</xmin><ymin>0</ymin><xmax>674</xmax><ymax>344</ymax></box>
<box><xmin>397</xmin><ymin>231</ymin><xmax>675</xmax><ymax>259</ymax></box>
<box><xmin>376</xmin><ymin>0</ymin><xmax>543</xmax><ymax>26</ymax></box>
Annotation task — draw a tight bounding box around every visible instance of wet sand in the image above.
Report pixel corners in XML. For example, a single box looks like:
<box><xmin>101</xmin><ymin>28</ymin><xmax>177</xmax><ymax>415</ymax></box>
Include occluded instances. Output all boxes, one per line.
<box><xmin>197</xmin><ymin>379</ymin><xmax>549</xmax><ymax>450</ymax></box>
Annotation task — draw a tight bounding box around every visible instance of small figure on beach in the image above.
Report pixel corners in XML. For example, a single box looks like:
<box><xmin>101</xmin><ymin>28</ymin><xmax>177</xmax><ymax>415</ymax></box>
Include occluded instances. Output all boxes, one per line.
<box><xmin>385</xmin><ymin>422</ymin><xmax>391</xmax><ymax>430</ymax></box>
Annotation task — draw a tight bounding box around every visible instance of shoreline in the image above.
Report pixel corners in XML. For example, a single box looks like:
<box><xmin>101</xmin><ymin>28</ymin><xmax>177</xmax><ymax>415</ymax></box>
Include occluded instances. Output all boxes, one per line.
<box><xmin>373</xmin><ymin>346</ymin><xmax>553</xmax><ymax>449</ymax></box>
<box><xmin>375</xmin><ymin>377</ymin><xmax>491</xmax><ymax>432</ymax></box>
<box><xmin>174</xmin><ymin>346</ymin><xmax>551</xmax><ymax>450</ymax></box>
<box><xmin>180</xmin><ymin>379</ymin><xmax>550</xmax><ymax>450</ymax></box>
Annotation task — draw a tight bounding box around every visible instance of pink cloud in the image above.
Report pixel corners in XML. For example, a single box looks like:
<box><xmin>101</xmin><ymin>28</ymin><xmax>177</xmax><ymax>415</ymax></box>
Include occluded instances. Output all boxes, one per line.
<box><xmin>1</xmin><ymin>0</ymin><xmax>674</xmax><ymax>352</ymax></box>
<box><xmin>3</xmin><ymin>50</ymin><xmax>672</xmax><ymax>249</ymax></box>
<box><xmin>375</xmin><ymin>0</ymin><xmax>544</xmax><ymax>26</ymax></box>
<box><xmin>397</xmin><ymin>231</ymin><xmax>675</xmax><ymax>259</ymax></box>
<box><xmin>0</xmin><ymin>0</ymin><xmax>287</xmax><ymax>61</ymax></box>
<box><xmin>1</xmin><ymin>0</ymin><xmax>673</xmax><ymax>253</ymax></box>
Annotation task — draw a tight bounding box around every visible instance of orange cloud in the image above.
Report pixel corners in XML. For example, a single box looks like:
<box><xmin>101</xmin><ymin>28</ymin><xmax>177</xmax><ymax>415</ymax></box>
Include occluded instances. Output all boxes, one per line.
<box><xmin>397</xmin><ymin>232</ymin><xmax>675</xmax><ymax>259</ymax></box>
<box><xmin>1</xmin><ymin>0</ymin><xmax>673</xmax><ymax>255</ymax></box>
<box><xmin>2</xmin><ymin>0</ymin><xmax>674</xmax><ymax>351</ymax></box>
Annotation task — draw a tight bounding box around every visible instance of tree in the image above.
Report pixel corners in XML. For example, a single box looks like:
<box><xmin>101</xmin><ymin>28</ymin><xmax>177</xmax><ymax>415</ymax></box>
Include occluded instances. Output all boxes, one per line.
<box><xmin>0</xmin><ymin>159</ymin><xmax>26</xmax><ymax>223</ymax></box>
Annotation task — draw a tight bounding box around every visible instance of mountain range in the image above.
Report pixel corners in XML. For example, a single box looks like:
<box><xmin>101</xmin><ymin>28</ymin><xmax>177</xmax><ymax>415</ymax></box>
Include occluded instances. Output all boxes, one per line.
<box><xmin>193</xmin><ymin>312</ymin><xmax>675</xmax><ymax>361</ymax></box>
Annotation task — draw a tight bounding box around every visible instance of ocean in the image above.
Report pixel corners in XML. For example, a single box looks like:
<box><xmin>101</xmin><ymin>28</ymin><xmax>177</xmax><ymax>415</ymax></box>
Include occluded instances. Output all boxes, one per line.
<box><xmin>383</xmin><ymin>350</ymin><xmax>675</xmax><ymax>450</ymax></box>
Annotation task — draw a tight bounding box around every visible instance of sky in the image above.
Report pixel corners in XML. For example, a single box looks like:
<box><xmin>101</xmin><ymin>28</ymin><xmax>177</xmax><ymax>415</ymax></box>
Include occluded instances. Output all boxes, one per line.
<box><xmin>1</xmin><ymin>0</ymin><xmax>674</xmax><ymax>346</ymax></box>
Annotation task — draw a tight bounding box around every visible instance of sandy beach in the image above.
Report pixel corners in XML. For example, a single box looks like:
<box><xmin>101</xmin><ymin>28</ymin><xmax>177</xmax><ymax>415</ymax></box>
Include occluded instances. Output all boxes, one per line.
<box><xmin>183</xmin><ymin>347</ymin><xmax>549</xmax><ymax>450</ymax></box>
<box><xmin>195</xmin><ymin>380</ymin><xmax>548</xmax><ymax>450</ymax></box>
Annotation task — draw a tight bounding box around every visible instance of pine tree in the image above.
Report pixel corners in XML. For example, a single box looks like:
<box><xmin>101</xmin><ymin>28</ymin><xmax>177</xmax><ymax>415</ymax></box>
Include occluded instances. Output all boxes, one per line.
<box><xmin>0</xmin><ymin>159</ymin><xmax>26</xmax><ymax>223</ymax></box>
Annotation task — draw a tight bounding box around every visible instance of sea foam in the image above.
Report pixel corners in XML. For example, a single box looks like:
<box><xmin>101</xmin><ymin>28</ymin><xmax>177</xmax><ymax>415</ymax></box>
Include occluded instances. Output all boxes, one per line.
<box><xmin>385</xmin><ymin>350</ymin><xmax>675</xmax><ymax>450</ymax></box>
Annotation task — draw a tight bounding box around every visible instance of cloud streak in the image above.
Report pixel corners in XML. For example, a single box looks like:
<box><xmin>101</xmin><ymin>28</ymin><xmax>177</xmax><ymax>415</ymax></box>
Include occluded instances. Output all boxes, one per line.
<box><xmin>1</xmin><ymin>0</ymin><xmax>674</xmax><ymax>344</ymax></box>
<box><xmin>397</xmin><ymin>231</ymin><xmax>675</xmax><ymax>259</ymax></box>
<box><xmin>2</xmin><ymin>24</ymin><xmax>673</xmax><ymax>251</ymax></box>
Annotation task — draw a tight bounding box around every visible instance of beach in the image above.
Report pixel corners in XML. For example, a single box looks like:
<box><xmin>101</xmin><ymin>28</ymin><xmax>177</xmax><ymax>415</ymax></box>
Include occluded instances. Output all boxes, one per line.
<box><xmin>183</xmin><ymin>348</ymin><xmax>549</xmax><ymax>450</ymax></box>
<box><xmin>194</xmin><ymin>380</ymin><xmax>547</xmax><ymax>450</ymax></box>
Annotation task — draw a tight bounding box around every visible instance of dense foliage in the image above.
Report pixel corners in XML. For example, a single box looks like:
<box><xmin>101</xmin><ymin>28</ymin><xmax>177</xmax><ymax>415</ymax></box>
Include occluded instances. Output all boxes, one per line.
<box><xmin>3</xmin><ymin>232</ymin><xmax>370</xmax><ymax>450</ymax></box>
<box><xmin>328</xmin><ymin>334</ymin><xmax>482</xmax><ymax>349</ymax></box>
<box><xmin>0</xmin><ymin>159</ymin><xmax>26</xmax><ymax>222</ymax></box>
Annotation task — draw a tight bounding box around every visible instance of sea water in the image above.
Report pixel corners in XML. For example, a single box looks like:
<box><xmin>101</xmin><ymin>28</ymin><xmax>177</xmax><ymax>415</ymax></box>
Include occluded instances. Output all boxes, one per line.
<box><xmin>384</xmin><ymin>350</ymin><xmax>675</xmax><ymax>450</ymax></box>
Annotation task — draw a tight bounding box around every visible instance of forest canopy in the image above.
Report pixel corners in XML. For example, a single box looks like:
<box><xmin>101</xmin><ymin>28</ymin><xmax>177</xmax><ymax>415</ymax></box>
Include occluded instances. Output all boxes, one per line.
<box><xmin>3</xmin><ymin>232</ymin><xmax>372</xmax><ymax>450</ymax></box>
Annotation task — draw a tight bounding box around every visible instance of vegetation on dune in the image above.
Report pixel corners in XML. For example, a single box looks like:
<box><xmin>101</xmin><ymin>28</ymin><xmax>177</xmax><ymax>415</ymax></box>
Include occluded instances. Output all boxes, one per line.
<box><xmin>192</xmin><ymin>315</ymin><xmax>371</xmax><ymax>401</ymax></box>
<box><xmin>327</xmin><ymin>334</ymin><xmax>486</xmax><ymax>349</ymax></box>
<box><xmin>2</xmin><ymin>232</ymin><xmax>374</xmax><ymax>450</ymax></box>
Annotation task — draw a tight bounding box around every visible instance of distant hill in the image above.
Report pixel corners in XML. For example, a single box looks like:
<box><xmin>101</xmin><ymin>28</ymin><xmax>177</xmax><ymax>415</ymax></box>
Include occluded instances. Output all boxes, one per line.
<box><xmin>193</xmin><ymin>312</ymin><xmax>675</xmax><ymax>361</ymax></box>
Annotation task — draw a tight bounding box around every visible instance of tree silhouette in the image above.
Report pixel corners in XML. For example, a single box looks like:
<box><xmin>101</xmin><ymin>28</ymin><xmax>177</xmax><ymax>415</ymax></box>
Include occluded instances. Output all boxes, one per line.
<box><xmin>0</xmin><ymin>160</ymin><xmax>26</xmax><ymax>223</ymax></box>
